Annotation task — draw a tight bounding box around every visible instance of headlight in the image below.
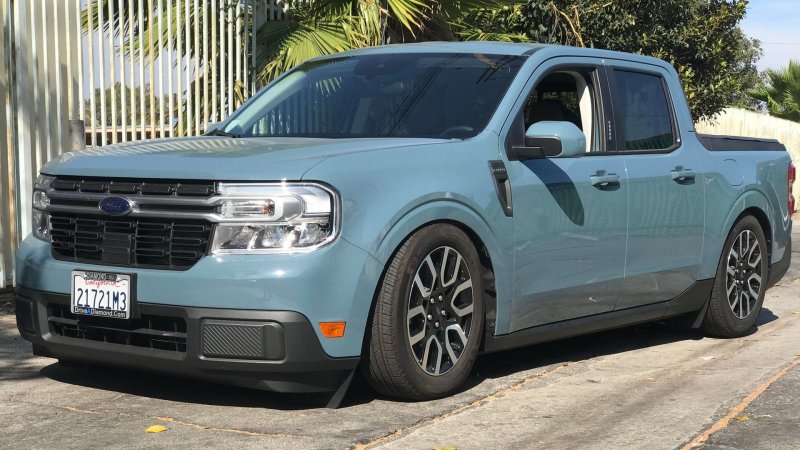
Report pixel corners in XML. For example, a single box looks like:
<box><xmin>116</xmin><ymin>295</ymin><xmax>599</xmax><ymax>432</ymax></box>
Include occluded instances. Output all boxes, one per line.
<box><xmin>209</xmin><ymin>182</ymin><xmax>339</xmax><ymax>253</ymax></box>
<box><xmin>32</xmin><ymin>174</ymin><xmax>55</xmax><ymax>241</ymax></box>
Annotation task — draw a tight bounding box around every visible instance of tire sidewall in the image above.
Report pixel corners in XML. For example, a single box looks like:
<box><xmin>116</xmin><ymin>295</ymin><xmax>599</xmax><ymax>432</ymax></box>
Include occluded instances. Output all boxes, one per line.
<box><xmin>713</xmin><ymin>216</ymin><xmax>768</xmax><ymax>333</ymax></box>
<box><xmin>389</xmin><ymin>225</ymin><xmax>485</xmax><ymax>398</ymax></box>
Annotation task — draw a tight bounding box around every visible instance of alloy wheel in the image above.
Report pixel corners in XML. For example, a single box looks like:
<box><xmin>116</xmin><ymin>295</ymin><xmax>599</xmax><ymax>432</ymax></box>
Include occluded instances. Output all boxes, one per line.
<box><xmin>406</xmin><ymin>246</ymin><xmax>474</xmax><ymax>376</ymax></box>
<box><xmin>726</xmin><ymin>229</ymin><xmax>763</xmax><ymax>319</ymax></box>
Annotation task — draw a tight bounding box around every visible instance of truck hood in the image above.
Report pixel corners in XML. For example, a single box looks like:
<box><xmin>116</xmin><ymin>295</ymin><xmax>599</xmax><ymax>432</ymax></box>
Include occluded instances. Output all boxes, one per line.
<box><xmin>42</xmin><ymin>136</ymin><xmax>446</xmax><ymax>180</ymax></box>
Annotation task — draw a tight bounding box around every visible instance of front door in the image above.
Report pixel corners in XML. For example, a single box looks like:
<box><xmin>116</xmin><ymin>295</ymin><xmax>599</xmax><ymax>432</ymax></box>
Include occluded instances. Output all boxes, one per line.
<box><xmin>505</xmin><ymin>60</ymin><xmax>629</xmax><ymax>332</ymax></box>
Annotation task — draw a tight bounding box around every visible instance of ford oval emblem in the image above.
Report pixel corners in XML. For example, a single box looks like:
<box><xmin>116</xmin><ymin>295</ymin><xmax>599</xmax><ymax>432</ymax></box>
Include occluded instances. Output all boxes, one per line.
<box><xmin>98</xmin><ymin>197</ymin><xmax>133</xmax><ymax>216</ymax></box>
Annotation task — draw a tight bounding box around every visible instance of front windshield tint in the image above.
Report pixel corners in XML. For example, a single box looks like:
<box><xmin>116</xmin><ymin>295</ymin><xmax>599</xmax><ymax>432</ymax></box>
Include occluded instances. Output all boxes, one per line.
<box><xmin>223</xmin><ymin>53</ymin><xmax>526</xmax><ymax>140</ymax></box>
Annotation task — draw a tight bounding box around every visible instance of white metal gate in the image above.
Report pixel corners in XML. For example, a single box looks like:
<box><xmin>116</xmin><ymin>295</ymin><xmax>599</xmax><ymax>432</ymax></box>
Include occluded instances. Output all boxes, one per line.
<box><xmin>1</xmin><ymin>0</ymin><xmax>284</xmax><ymax>288</ymax></box>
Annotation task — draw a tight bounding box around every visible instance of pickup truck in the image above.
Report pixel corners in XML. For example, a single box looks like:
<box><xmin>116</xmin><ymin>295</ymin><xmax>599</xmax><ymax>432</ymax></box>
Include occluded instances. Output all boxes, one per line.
<box><xmin>15</xmin><ymin>42</ymin><xmax>794</xmax><ymax>407</ymax></box>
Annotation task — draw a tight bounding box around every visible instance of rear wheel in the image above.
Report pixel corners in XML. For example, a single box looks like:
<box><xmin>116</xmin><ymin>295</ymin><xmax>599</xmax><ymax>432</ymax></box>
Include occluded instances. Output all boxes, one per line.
<box><xmin>702</xmin><ymin>216</ymin><xmax>768</xmax><ymax>337</ymax></box>
<box><xmin>364</xmin><ymin>224</ymin><xmax>484</xmax><ymax>400</ymax></box>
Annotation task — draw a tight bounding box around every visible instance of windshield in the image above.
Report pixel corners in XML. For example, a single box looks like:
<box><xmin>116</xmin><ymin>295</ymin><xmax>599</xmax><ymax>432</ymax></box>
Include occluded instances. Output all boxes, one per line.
<box><xmin>222</xmin><ymin>53</ymin><xmax>526</xmax><ymax>140</ymax></box>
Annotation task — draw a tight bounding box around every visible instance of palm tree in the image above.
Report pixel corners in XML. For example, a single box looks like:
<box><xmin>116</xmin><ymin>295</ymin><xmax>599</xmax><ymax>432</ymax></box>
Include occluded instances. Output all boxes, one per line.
<box><xmin>750</xmin><ymin>61</ymin><xmax>800</xmax><ymax>122</ymax></box>
<box><xmin>255</xmin><ymin>1</ymin><xmax>527</xmax><ymax>83</ymax></box>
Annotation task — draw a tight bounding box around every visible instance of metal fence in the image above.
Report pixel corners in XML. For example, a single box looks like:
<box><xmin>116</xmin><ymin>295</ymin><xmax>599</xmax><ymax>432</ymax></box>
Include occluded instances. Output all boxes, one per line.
<box><xmin>1</xmin><ymin>0</ymin><xmax>283</xmax><ymax>288</ymax></box>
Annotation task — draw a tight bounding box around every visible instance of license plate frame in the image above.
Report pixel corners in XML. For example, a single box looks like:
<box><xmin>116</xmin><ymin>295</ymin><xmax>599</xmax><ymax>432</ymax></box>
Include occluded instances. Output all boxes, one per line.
<box><xmin>71</xmin><ymin>270</ymin><xmax>135</xmax><ymax>319</ymax></box>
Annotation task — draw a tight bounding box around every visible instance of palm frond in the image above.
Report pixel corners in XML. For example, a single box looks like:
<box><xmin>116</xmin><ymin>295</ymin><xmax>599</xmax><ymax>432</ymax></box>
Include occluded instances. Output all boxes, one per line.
<box><xmin>256</xmin><ymin>9</ymin><xmax>364</xmax><ymax>83</ymax></box>
<box><xmin>386</xmin><ymin>0</ymin><xmax>429</xmax><ymax>32</ymax></box>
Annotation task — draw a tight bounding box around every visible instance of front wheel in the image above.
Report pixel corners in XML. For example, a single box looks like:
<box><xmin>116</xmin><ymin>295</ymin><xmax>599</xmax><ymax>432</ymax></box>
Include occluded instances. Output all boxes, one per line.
<box><xmin>702</xmin><ymin>216</ymin><xmax>768</xmax><ymax>337</ymax></box>
<box><xmin>363</xmin><ymin>224</ymin><xmax>484</xmax><ymax>400</ymax></box>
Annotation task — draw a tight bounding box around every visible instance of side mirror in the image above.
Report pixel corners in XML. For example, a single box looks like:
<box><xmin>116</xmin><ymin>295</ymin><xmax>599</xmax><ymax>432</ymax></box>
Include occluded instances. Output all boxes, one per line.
<box><xmin>512</xmin><ymin>121</ymin><xmax>586</xmax><ymax>160</ymax></box>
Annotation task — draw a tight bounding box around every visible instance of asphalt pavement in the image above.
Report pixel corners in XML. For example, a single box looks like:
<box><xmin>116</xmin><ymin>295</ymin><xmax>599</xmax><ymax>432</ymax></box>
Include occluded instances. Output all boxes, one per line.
<box><xmin>1</xmin><ymin>231</ymin><xmax>799</xmax><ymax>449</ymax></box>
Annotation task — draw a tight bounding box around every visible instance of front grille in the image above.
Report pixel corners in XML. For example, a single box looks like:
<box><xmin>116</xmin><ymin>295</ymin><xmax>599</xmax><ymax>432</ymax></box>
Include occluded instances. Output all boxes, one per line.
<box><xmin>51</xmin><ymin>176</ymin><xmax>215</xmax><ymax>197</ymax></box>
<box><xmin>48</xmin><ymin>303</ymin><xmax>187</xmax><ymax>353</ymax></box>
<box><xmin>50</xmin><ymin>213</ymin><xmax>213</xmax><ymax>270</ymax></box>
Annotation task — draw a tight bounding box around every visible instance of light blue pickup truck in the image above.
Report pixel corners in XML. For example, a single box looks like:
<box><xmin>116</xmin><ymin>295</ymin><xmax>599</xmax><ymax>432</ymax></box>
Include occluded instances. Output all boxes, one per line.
<box><xmin>15</xmin><ymin>42</ymin><xmax>794</xmax><ymax>406</ymax></box>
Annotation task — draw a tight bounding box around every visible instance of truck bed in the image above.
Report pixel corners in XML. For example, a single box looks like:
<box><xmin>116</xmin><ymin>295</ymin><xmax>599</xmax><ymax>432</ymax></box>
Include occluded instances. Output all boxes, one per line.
<box><xmin>698</xmin><ymin>134</ymin><xmax>787</xmax><ymax>152</ymax></box>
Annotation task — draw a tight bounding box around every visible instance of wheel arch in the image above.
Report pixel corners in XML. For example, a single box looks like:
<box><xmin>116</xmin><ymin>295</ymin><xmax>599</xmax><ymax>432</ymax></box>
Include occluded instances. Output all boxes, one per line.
<box><xmin>702</xmin><ymin>189</ymin><xmax>774</xmax><ymax>279</ymax></box>
<box><xmin>739</xmin><ymin>206</ymin><xmax>773</xmax><ymax>261</ymax></box>
<box><xmin>722</xmin><ymin>190</ymin><xmax>774</xmax><ymax>261</ymax></box>
<box><xmin>360</xmin><ymin>200</ymin><xmax>513</xmax><ymax>354</ymax></box>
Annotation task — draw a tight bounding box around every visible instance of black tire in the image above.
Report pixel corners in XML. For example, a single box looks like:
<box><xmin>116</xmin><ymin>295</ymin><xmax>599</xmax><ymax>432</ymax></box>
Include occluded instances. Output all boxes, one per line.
<box><xmin>702</xmin><ymin>216</ymin><xmax>768</xmax><ymax>338</ymax></box>
<box><xmin>363</xmin><ymin>224</ymin><xmax>485</xmax><ymax>400</ymax></box>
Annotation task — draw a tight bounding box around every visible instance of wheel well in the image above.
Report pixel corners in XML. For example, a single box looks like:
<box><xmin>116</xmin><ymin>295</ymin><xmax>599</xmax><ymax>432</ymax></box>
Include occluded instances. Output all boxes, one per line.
<box><xmin>739</xmin><ymin>207</ymin><xmax>772</xmax><ymax>260</ymax></box>
<box><xmin>360</xmin><ymin>220</ymin><xmax>498</xmax><ymax>356</ymax></box>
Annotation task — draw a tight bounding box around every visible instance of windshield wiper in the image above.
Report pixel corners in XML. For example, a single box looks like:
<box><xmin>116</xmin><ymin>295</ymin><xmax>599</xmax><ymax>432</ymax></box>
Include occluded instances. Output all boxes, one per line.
<box><xmin>206</xmin><ymin>129</ymin><xmax>239</xmax><ymax>138</ymax></box>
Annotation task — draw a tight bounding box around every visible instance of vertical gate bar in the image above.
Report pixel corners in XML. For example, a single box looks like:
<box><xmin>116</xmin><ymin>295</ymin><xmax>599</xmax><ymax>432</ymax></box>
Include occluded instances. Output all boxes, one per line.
<box><xmin>184</xmin><ymin>0</ymin><xmax>192</xmax><ymax>135</ymax></box>
<box><xmin>109</xmin><ymin>0</ymin><xmax>118</xmax><ymax>144</ymax></box>
<box><xmin>202</xmin><ymin>0</ymin><xmax>209</xmax><ymax>130</ymax></box>
<box><xmin>119</xmin><ymin>0</ymin><xmax>127</xmax><ymax>142</ymax></box>
<box><xmin>227</xmin><ymin>0</ymin><xmax>233</xmax><ymax>116</ymax></box>
<box><xmin>219</xmin><ymin>0</ymin><xmax>225</xmax><ymax>121</ymax></box>
<box><xmin>250</xmin><ymin>0</ymin><xmax>258</xmax><ymax>95</ymax></box>
<box><xmin>167</xmin><ymin>0</ymin><xmax>174</xmax><ymax>137</ymax></box>
<box><xmin>76</xmin><ymin>0</ymin><xmax>84</xmax><ymax>122</ymax></box>
<box><xmin>0</xmin><ymin>0</ymin><xmax>10</xmax><ymax>287</ymax></box>
<box><xmin>234</xmin><ymin>0</ymin><xmax>241</xmax><ymax>110</ymax></box>
<box><xmin>148</xmin><ymin>0</ymin><xmax>156</xmax><ymax>139</ymax></box>
<box><xmin>29</xmin><ymin>0</ymin><xmax>42</xmax><ymax>166</ymax></box>
<box><xmin>193</xmin><ymin>0</ymin><xmax>200</xmax><ymax>134</ymax></box>
<box><xmin>211</xmin><ymin>0</ymin><xmax>217</xmax><ymax>123</ymax></box>
<box><xmin>157</xmin><ymin>0</ymin><xmax>165</xmax><ymax>138</ymax></box>
<box><xmin>87</xmin><ymin>0</ymin><xmax>96</xmax><ymax>146</ymax></box>
<box><xmin>98</xmin><ymin>0</ymin><xmax>107</xmax><ymax>146</ymax></box>
<box><xmin>138</xmin><ymin>0</ymin><xmax>145</xmax><ymax>140</ymax></box>
<box><xmin>64</xmin><ymin>2</ymin><xmax>77</xmax><ymax>119</ymax></box>
<box><xmin>5</xmin><ymin>0</ymin><xmax>17</xmax><ymax>265</ymax></box>
<box><xmin>242</xmin><ymin>0</ymin><xmax>248</xmax><ymax>99</ymax></box>
<box><xmin>128</xmin><ymin>0</ymin><xmax>137</xmax><ymax>141</ymax></box>
<box><xmin>39</xmin><ymin>0</ymin><xmax>54</xmax><ymax>161</ymax></box>
<box><xmin>51</xmin><ymin>3</ymin><xmax>64</xmax><ymax>148</ymax></box>
<box><xmin>65</xmin><ymin>0</ymin><xmax>75</xmax><ymax>121</ymax></box>
<box><xmin>176</xmin><ymin>0</ymin><xmax>183</xmax><ymax>137</ymax></box>
<box><xmin>13</xmin><ymin>0</ymin><xmax>34</xmax><ymax>239</ymax></box>
<box><xmin>53</xmin><ymin>1</ymin><xmax>68</xmax><ymax>153</ymax></box>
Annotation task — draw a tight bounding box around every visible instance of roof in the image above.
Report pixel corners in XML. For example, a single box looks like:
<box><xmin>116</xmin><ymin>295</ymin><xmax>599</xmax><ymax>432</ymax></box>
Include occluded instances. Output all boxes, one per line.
<box><xmin>335</xmin><ymin>41</ymin><xmax>550</xmax><ymax>57</ymax></box>
<box><xmin>318</xmin><ymin>41</ymin><xmax>671</xmax><ymax>70</ymax></box>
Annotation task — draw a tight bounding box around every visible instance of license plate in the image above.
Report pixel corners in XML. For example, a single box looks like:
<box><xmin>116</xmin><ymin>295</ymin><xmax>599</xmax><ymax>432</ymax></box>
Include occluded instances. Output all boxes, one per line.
<box><xmin>71</xmin><ymin>271</ymin><xmax>132</xmax><ymax>319</ymax></box>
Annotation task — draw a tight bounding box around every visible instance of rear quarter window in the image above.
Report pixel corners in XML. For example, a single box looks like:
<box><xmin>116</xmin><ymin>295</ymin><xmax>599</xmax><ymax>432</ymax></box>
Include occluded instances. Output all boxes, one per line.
<box><xmin>614</xmin><ymin>70</ymin><xmax>676</xmax><ymax>151</ymax></box>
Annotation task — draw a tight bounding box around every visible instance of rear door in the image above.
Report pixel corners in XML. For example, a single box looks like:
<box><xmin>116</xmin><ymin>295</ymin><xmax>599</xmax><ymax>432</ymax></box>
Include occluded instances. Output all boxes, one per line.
<box><xmin>502</xmin><ymin>58</ymin><xmax>629</xmax><ymax>332</ymax></box>
<box><xmin>608</xmin><ymin>65</ymin><xmax>704</xmax><ymax>308</ymax></box>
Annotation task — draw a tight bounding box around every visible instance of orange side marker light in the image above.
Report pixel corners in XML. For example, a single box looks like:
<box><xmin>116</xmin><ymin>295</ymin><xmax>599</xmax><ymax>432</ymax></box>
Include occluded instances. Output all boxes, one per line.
<box><xmin>319</xmin><ymin>322</ymin><xmax>346</xmax><ymax>338</ymax></box>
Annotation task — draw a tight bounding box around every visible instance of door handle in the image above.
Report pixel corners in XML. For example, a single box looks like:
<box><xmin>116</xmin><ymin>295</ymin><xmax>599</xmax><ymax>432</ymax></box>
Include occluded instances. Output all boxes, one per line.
<box><xmin>671</xmin><ymin>167</ymin><xmax>696</xmax><ymax>183</ymax></box>
<box><xmin>590</xmin><ymin>172</ymin><xmax>620</xmax><ymax>189</ymax></box>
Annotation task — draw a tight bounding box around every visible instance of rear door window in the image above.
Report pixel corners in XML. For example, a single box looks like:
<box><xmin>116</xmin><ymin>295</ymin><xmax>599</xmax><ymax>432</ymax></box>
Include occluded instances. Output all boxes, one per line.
<box><xmin>613</xmin><ymin>70</ymin><xmax>676</xmax><ymax>151</ymax></box>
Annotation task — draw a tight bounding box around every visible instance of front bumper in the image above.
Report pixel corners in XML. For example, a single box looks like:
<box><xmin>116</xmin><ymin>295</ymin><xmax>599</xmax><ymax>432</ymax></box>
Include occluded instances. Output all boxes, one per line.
<box><xmin>14</xmin><ymin>235</ymin><xmax>383</xmax><ymax>358</ymax></box>
<box><xmin>15</xmin><ymin>286</ymin><xmax>359</xmax><ymax>393</ymax></box>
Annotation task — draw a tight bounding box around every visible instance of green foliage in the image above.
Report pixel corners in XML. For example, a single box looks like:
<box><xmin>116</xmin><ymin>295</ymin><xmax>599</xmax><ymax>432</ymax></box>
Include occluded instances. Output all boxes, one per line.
<box><xmin>749</xmin><ymin>61</ymin><xmax>800</xmax><ymax>122</ymax></box>
<box><xmin>508</xmin><ymin>0</ymin><xmax>762</xmax><ymax>120</ymax></box>
<box><xmin>451</xmin><ymin>5</ymin><xmax>530</xmax><ymax>42</ymax></box>
<box><xmin>255</xmin><ymin>0</ymin><xmax>518</xmax><ymax>84</ymax></box>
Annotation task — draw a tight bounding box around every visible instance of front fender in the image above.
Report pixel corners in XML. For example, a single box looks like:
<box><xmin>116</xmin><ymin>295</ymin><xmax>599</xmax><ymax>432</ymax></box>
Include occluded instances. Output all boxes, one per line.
<box><xmin>302</xmin><ymin>138</ymin><xmax>514</xmax><ymax>335</ymax></box>
<box><xmin>366</xmin><ymin>199</ymin><xmax>514</xmax><ymax>335</ymax></box>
